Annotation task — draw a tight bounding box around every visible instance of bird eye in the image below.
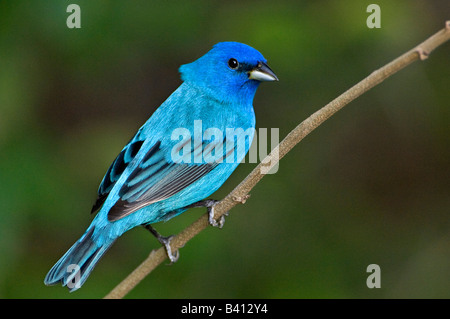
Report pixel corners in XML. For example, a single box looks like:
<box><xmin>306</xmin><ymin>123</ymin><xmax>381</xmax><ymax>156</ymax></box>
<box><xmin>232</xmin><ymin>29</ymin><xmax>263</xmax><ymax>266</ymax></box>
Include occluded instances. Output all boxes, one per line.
<box><xmin>227</xmin><ymin>58</ymin><xmax>239</xmax><ymax>70</ymax></box>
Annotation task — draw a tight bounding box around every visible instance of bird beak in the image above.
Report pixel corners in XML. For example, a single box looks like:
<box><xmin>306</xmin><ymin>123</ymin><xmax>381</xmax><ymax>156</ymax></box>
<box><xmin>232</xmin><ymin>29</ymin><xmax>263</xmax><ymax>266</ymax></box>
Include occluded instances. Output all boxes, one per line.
<box><xmin>248</xmin><ymin>61</ymin><xmax>279</xmax><ymax>82</ymax></box>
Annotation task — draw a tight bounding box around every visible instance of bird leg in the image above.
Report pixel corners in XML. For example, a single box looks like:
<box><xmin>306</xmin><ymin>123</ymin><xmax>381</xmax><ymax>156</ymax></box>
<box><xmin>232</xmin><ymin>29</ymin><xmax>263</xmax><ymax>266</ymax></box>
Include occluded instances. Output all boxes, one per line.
<box><xmin>186</xmin><ymin>199</ymin><xmax>229</xmax><ymax>228</ymax></box>
<box><xmin>143</xmin><ymin>224</ymin><xmax>179</xmax><ymax>263</ymax></box>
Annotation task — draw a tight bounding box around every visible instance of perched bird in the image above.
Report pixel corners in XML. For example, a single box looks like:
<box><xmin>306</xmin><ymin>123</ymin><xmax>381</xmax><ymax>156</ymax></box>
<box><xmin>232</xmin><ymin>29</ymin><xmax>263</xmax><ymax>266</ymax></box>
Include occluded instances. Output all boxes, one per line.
<box><xmin>44</xmin><ymin>41</ymin><xmax>278</xmax><ymax>291</ymax></box>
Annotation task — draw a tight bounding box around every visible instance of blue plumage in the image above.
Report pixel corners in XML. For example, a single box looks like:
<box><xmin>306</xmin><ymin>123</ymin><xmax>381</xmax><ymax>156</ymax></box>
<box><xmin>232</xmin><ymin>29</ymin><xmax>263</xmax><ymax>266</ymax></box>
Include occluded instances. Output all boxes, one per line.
<box><xmin>44</xmin><ymin>42</ymin><xmax>278</xmax><ymax>291</ymax></box>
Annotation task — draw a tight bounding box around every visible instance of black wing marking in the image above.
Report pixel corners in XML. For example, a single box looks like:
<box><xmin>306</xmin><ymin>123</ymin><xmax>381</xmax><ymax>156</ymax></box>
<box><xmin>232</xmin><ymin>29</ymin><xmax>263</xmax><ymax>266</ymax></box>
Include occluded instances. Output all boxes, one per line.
<box><xmin>90</xmin><ymin>139</ymin><xmax>146</xmax><ymax>213</ymax></box>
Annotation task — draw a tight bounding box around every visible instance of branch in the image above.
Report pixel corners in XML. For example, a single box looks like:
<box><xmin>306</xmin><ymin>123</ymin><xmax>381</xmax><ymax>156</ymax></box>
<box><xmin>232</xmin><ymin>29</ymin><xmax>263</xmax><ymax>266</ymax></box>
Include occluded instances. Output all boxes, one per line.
<box><xmin>104</xmin><ymin>21</ymin><xmax>450</xmax><ymax>299</ymax></box>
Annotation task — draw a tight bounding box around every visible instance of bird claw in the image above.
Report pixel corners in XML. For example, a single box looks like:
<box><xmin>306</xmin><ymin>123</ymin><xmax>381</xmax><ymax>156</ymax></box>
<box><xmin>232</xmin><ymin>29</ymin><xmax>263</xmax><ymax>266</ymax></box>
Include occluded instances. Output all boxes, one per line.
<box><xmin>207</xmin><ymin>204</ymin><xmax>229</xmax><ymax>229</ymax></box>
<box><xmin>158</xmin><ymin>235</ymin><xmax>179</xmax><ymax>264</ymax></box>
<box><xmin>207</xmin><ymin>194</ymin><xmax>249</xmax><ymax>227</ymax></box>
<box><xmin>186</xmin><ymin>199</ymin><xmax>229</xmax><ymax>229</ymax></box>
<box><xmin>143</xmin><ymin>224</ymin><xmax>179</xmax><ymax>263</ymax></box>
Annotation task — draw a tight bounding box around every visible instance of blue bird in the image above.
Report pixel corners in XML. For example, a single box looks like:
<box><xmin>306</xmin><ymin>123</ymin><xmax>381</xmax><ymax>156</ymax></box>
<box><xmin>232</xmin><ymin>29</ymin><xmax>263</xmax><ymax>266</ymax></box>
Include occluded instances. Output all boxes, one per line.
<box><xmin>44</xmin><ymin>42</ymin><xmax>278</xmax><ymax>291</ymax></box>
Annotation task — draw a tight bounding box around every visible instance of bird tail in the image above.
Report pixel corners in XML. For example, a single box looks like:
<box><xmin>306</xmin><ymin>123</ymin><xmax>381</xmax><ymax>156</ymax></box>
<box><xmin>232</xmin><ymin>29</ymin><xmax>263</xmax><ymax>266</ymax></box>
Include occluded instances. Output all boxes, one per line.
<box><xmin>44</xmin><ymin>226</ymin><xmax>115</xmax><ymax>292</ymax></box>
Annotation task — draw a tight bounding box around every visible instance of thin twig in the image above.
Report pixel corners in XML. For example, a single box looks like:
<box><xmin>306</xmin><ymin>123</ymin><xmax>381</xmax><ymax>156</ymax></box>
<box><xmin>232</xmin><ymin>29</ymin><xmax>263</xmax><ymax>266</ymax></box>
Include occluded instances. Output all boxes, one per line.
<box><xmin>104</xmin><ymin>22</ymin><xmax>450</xmax><ymax>299</ymax></box>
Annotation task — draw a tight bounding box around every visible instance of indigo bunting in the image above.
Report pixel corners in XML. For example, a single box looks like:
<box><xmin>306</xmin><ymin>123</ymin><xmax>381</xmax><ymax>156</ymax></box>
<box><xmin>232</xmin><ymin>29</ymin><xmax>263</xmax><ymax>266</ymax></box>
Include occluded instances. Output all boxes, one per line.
<box><xmin>44</xmin><ymin>42</ymin><xmax>278</xmax><ymax>291</ymax></box>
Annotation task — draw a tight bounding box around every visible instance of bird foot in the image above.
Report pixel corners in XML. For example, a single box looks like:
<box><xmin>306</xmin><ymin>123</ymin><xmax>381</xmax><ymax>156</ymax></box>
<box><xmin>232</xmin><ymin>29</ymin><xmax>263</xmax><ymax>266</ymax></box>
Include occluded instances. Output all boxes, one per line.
<box><xmin>186</xmin><ymin>199</ymin><xmax>229</xmax><ymax>229</ymax></box>
<box><xmin>143</xmin><ymin>224</ymin><xmax>179</xmax><ymax>263</ymax></box>
<box><xmin>158</xmin><ymin>235</ymin><xmax>179</xmax><ymax>264</ymax></box>
<box><xmin>207</xmin><ymin>204</ymin><xmax>229</xmax><ymax>229</ymax></box>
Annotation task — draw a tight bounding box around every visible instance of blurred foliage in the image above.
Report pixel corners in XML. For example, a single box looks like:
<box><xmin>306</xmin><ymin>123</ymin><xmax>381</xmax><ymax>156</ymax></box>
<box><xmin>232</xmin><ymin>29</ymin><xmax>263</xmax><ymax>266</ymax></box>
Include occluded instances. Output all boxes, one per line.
<box><xmin>0</xmin><ymin>0</ymin><xmax>449</xmax><ymax>298</ymax></box>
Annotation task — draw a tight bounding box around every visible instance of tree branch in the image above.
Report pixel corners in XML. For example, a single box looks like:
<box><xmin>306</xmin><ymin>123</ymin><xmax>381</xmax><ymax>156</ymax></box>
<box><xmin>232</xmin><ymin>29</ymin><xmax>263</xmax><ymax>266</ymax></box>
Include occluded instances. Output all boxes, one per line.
<box><xmin>104</xmin><ymin>21</ymin><xmax>450</xmax><ymax>299</ymax></box>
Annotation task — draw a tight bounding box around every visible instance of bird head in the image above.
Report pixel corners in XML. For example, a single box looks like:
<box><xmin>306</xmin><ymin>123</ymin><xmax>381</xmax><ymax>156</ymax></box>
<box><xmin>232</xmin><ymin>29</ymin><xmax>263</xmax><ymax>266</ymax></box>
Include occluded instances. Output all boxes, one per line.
<box><xmin>179</xmin><ymin>42</ymin><xmax>278</xmax><ymax>105</ymax></box>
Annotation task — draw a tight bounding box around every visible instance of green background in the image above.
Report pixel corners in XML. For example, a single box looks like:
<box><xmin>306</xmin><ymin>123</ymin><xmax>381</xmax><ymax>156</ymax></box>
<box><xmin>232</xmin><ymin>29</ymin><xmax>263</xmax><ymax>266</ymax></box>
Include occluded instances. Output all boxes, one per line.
<box><xmin>0</xmin><ymin>0</ymin><xmax>449</xmax><ymax>298</ymax></box>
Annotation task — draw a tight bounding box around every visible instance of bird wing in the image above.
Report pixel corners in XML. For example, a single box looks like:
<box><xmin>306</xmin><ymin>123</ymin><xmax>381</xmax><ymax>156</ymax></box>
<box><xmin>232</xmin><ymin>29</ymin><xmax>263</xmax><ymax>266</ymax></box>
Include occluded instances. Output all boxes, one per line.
<box><xmin>106</xmin><ymin>139</ymin><xmax>219</xmax><ymax>222</ymax></box>
<box><xmin>91</xmin><ymin>122</ymin><xmax>240</xmax><ymax>222</ymax></box>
